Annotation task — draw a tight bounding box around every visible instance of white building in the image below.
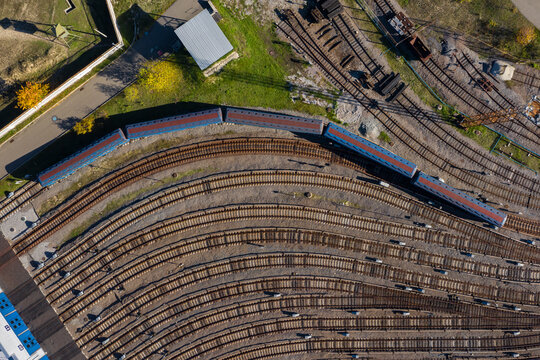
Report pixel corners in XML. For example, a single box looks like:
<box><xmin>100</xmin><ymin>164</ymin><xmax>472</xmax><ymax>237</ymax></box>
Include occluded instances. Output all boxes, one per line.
<box><xmin>0</xmin><ymin>288</ymin><xmax>47</xmax><ymax>360</ymax></box>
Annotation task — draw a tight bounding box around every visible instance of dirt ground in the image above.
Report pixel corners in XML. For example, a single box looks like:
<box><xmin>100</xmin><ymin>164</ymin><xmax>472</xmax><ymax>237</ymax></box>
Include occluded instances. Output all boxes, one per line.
<box><xmin>0</xmin><ymin>0</ymin><xmax>99</xmax><ymax>107</ymax></box>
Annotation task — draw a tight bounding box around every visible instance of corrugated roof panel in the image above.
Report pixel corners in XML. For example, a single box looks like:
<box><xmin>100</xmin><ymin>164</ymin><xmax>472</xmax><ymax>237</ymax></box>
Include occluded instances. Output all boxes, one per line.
<box><xmin>174</xmin><ymin>9</ymin><xmax>233</xmax><ymax>70</ymax></box>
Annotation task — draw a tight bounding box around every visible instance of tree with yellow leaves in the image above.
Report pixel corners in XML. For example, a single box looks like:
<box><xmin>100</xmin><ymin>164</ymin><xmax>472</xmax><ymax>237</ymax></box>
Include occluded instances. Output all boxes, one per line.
<box><xmin>517</xmin><ymin>26</ymin><xmax>537</xmax><ymax>46</ymax></box>
<box><xmin>73</xmin><ymin>115</ymin><xmax>95</xmax><ymax>135</ymax></box>
<box><xmin>124</xmin><ymin>85</ymin><xmax>139</xmax><ymax>102</ymax></box>
<box><xmin>16</xmin><ymin>82</ymin><xmax>50</xmax><ymax>110</ymax></box>
<box><xmin>138</xmin><ymin>60</ymin><xmax>183</xmax><ymax>93</ymax></box>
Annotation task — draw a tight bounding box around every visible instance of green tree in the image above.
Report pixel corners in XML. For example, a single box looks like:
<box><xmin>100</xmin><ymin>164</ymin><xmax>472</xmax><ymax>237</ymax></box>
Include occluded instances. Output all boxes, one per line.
<box><xmin>16</xmin><ymin>82</ymin><xmax>49</xmax><ymax>110</ymax></box>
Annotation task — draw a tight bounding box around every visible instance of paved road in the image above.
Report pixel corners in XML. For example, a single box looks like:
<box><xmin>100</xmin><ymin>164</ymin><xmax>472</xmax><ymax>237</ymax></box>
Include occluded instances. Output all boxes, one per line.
<box><xmin>0</xmin><ymin>0</ymin><xmax>203</xmax><ymax>178</ymax></box>
<box><xmin>511</xmin><ymin>0</ymin><xmax>540</xmax><ymax>30</ymax></box>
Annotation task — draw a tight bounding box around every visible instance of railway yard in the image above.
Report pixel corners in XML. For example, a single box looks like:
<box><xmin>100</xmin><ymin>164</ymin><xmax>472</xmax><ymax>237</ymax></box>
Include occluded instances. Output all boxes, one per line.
<box><xmin>0</xmin><ymin>0</ymin><xmax>540</xmax><ymax>359</ymax></box>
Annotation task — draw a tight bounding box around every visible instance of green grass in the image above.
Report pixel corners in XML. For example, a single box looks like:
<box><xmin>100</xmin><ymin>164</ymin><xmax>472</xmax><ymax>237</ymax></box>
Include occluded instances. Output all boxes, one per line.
<box><xmin>495</xmin><ymin>138</ymin><xmax>540</xmax><ymax>172</ymax></box>
<box><xmin>0</xmin><ymin>177</ymin><xmax>28</xmax><ymax>198</ymax></box>
<box><xmin>63</xmin><ymin>167</ymin><xmax>212</xmax><ymax>243</ymax></box>
<box><xmin>98</xmin><ymin>0</ymin><xmax>329</xmax><ymax>122</ymax></box>
<box><xmin>401</xmin><ymin>0</ymin><xmax>540</xmax><ymax>62</ymax></box>
<box><xmin>378</xmin><ymin>131</ymin><xmax>392</xmax><ymax>144</ymax></box>
<box><xmin>456</xmin><ymin>125</ymin><xmax>499</xmax><ymax>151</ymax></box>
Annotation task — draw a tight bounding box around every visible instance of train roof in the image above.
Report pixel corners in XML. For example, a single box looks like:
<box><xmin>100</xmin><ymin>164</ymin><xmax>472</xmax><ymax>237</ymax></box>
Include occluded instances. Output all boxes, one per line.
<box><xmin>38</xmin><ymin>129</ymin><xmax>126</xmax><ymax>187</ymax></box>
<box><xmin>125</xmin><ymin>108</ymin><xmax>222</xmax><ymax>138</ymax></box>
<box><xmin>414</xmin><ymin>172</ymin><xmax>506</xmax><ymax>226</ymax></box>
<box><xmin>225</xmin><ymin>108</ymin><xmax>324</xmax><ymax>135</ymax></box>
<box><xmin>0</xmin><ymin>289</ymin><xmax>47</xmax><ymax>360</ymax></box>
<box><xmin>324</xmin><ymin>123</ymin><xmax>417</xmax><ymax>178</ymax></box>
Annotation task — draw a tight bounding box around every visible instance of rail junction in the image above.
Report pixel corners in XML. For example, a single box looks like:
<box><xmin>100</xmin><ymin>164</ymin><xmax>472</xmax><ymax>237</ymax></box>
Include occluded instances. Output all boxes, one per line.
<box><xmin>0</xmin><ymin>1</ymin><xmax>539</xmax><ymax>359</ymax></box>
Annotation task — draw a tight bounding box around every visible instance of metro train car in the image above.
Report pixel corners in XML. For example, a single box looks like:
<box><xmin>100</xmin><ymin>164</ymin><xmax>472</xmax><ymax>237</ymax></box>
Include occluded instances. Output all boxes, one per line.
<box><xmin>323</xmin><ymin>123</ymin><xmax>418</xmax><ymax>178</ymax></box>
<box><xmin>38</xmin><ymin>129</ymin><xmax>127</xmax><ymax>187</ymax></box>
<box><xmin>0</xmin><ymin>289</ymin><xmax>48</xmax><ymax>359</ymax></box>
<box><xmin>125</xmin><ymin>108</ymin><xmax>223</xmax><ymax>139</ymax></box>
<box><xmin>225</xmin><ymin>107</ymin><xmax>324</xmax><ymax>135</ymax></box>
<box><xmin>412</xmin><ymin>172</ymin><xmax>507</xmax><ymax>227</ymax></box>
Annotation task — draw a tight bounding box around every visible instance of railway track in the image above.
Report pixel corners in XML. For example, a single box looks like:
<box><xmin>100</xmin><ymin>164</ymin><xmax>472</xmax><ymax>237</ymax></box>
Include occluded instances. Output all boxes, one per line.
<box><xmin>458</xmin><ymin>53</ymin><xmax>540</xmax><ymax>149</ymax></box>
<box><xmin>79</xmin><ymin>275</ymin><xmax>531</xmax><ymax>353</ymax></box>
<box><xmin>0</xmin><ymin>181</ymin><xmax>42</xmax><ymax>221</ymax></box>
<box><xmin>48</xmin><ymin>224</ymin><xmax>540</xmax><ymax>325</ymax></box>
<box><xmin>218</xmin><ymin>336</ymin><xmax>540</xmax><ymax>360</ymax></box>
<box><xmin>57</xmin><ymin>251</ymin><xmax>540</xmax><ymax>310</ymax></box>
<box><xmin>277</xmin><ymin>10</ymin><xmax>540</xmax><ymax>209</ymax></box>
<box><xmin>330</xmin><ymin>12</ymin><xmax>540</xmax><ymax>197</ymax></box>
<box><xmin>506</xmin><ymin>214</ymin><xmax>540</xmax><ymax>237</ymax></box>
<box><xmin>46</xmin><ymin>225</ymin><xmax>540</xmax><ymax>312</ymax></box>
<box><xmin>11</xmin><ymin>137</ymin><xmax>381</xmax><ymax>255</ymax></box>
<box><xmin>34</xmin><ymin>171</ymin><xmax>540</xmax><ymax>295</ymax></box>
<box><xmin>512</xmin><ymin>70</ymin><xmax>540</xmax><ymax>89</ymax></box>
<box><xmin>141</xmin><ymin>316</ymin><xmax>540</xmax><ymax>360</ymax></box>
<box><xmin>98</xmin><ymin>295</ymin><xmax>539</xmax><ymax>359</ymax></box>
<box><xmin>371</xmin><ymin>0</ymin><xmax>497</xmax><ymax>117</ymax></box>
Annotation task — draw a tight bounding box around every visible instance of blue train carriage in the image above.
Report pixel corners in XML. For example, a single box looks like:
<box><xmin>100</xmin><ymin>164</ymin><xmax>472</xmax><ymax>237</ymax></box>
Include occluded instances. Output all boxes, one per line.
<box><xmin>0</xmin><ymin>289</ymin><xmax>47</xmax><ymax>359</ymax></box>
<box><xmin>38</xmin><ymin>129</ymin><xmax>127</xmax><ymax>187</ymax></box>
<box><xmin>413</xmin><ymin>172</ymin><xmax>507</xmax><ymax>227</ymax></box>
<box><xmin>323</xmin><ymin>123</ymin><xmax>418</xmax><ymax>178</ymax></box>
<box><xmin>225</xmin><ymin>107</ymin><xmax>324</xmax><ymax>135</ymax></box>
<box><xmin>125</xmin><ymin>108</ymin><xmax>223</xmax><ymax>139</ymax></box>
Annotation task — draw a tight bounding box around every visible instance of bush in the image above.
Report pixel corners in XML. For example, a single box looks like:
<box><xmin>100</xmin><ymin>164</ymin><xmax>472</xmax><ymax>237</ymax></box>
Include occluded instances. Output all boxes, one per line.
<box><xmin>517</xmin><ymin>26</ymin><xmax>537</xmax><ymax>45</ymax></box>
<box><xmin>378</xmin><ymin>131</ymin><xmax>392</xmax><ymax>144</ymax></box>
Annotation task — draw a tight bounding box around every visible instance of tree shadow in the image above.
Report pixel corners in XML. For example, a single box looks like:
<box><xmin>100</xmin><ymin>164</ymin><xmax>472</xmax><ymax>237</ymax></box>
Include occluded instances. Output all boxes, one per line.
<box><xmin>5</xmin><ymin>101</ymin><xmax>217</xmax><ymax>178</ymax></box>
<box><xmin>98</xmin><ymin>4</ymin><xmax>177</xmax><ymax>86</ymax></box>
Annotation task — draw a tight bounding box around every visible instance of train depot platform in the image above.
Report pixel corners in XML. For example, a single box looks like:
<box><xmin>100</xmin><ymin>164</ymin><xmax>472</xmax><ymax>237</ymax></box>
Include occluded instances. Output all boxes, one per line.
<box><xmin>0</xmin><ymin>235</ymin><xmax>84</xmax><ymax>360</ymax></box>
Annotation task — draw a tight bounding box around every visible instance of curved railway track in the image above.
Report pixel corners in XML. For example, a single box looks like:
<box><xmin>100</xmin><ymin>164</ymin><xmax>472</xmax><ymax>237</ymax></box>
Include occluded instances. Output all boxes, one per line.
<box><xmin>277</xmin><ymin>11</ymin><xmax>540</xmax><ymax>210</ymax></box>
<box><xmin>79</xmin><ymin>275</ymin><xmax>531</xmax><ymax>354</ymax></box>
<box><xmin>34</xmin><ymin>171</ymin><xmax>540</xmax><ymax>297</ymax></box>
<box><xmin>12</xmin><ymin>137</ymin><xmax>378</xmax><ymax>255</ymax></box>
<box><xmin>46</xmin><ymin>226</ymin><xmax>540</xmax><ymax>313</ymax></box>
<box><xmin>218</xmin><ymin>336</ymin><xmax>540</xmax><ymax>360</ymax></box>
<box><xmin>141</xmin><ymin>316</ymin><xmax>540</xmax><ymax>360</ymax></box>
<box><xmin>98</xmin><ymin>295</ymin><xmax>539</xmax><ymax>360</ymax></box>
<box><xmin>57</xmin><ymin>251</ymin><xmax>540</xmax><ymax>309</ymax></box>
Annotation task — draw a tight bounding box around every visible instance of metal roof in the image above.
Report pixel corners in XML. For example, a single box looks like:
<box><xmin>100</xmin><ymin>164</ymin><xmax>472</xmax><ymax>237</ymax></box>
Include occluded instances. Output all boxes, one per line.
<box><xmin>174</xmin><ymin>9</ymin><xmax>233</xmax><ymax>70</ymax></box>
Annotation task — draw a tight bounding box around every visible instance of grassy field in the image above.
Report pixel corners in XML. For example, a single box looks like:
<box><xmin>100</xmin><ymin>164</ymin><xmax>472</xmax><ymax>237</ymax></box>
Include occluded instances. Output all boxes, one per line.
<box><xmin>99</xmin><ymin>1</ymin><xmax>329</xmax><ymax>122</ymax></box>
<box><xmin>0</xmin><ymin>0</ymin><xmax>100</xmax><ymax>109</ymax></box>
<box><xmin>397</xmin><ymin>0</ymin><xmax>540</xmax><ymax>62</ymax></box>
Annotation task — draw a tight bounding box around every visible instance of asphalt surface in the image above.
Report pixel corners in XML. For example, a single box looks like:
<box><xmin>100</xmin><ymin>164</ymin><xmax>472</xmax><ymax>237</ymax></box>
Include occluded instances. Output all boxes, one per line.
<box><xmin>0</xmin><ymin>235</ymin><xmax>85</xmax><ymax>360</ymax></box>
<box><xmin>0</xmin><ymin>0</ymin><xmax>203</xmax><ymax>178</ymax></box>
<box><xmin>511</xmin><ymin>0</ymin><xmax>540</xmax><ymax>30</ymax></box>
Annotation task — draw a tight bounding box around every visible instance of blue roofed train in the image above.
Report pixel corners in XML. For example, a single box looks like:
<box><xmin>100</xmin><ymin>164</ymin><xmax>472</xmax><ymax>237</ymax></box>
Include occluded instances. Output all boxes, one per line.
<box><xmin>35</xmin><ymin>107</ymin><xmax>507</xmax><ymax>228</ymax></box>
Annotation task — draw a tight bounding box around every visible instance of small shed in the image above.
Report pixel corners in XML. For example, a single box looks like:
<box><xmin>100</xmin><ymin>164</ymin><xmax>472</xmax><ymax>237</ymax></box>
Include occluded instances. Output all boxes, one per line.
<box><xmin>174</xmin><ymin>9</ymin><xmax>233</xmax><ymax>70</ymax></box>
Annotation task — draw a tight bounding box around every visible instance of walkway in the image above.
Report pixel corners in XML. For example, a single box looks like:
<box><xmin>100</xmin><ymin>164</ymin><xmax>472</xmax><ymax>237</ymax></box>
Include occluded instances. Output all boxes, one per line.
<box><xmin>0</xmin><ymin>235</ymin><xmax>85</xmax><ymax>360</ymax></box>
<box><xmin>511</xmin><ymin>0</ymin><xmax>540</xmax><ymax>30</ymax></box>
<box><xmin>0</xmin><ymin>0</ymin><xmax>202</xmax><ymax>178</ymax></box>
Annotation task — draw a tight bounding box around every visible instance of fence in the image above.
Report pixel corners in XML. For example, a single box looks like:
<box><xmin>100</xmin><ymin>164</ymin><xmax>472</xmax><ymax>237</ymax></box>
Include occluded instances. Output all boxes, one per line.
<box><xmin>0</xmin><ymin>0</ymin><xmax>124</xmax><ymax>141</ymax></box>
